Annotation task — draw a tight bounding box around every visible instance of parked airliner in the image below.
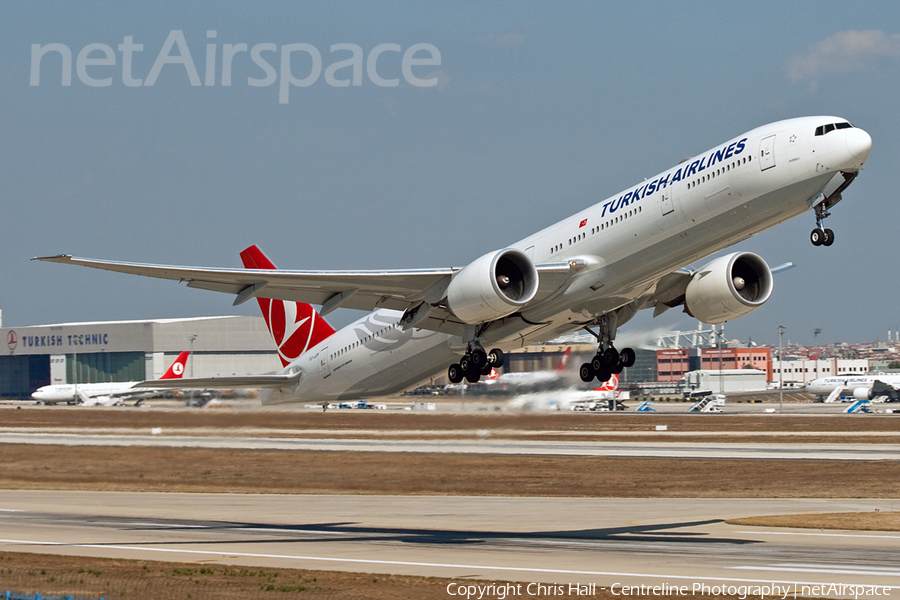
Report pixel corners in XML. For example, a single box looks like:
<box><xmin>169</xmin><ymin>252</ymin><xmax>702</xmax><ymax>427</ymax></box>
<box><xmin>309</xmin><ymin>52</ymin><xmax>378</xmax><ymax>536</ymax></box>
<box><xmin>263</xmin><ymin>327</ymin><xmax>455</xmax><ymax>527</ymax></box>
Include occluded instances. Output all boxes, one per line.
<box><xmin>806</xmin><ymin>374</ymin><xmax>900</xmax><ymax>403</ymax></box>
<box><xmin>36</xmin><ymin>116</ymin><xmax>872</xmax><ymax>404</ymax></box>
<box><xmin>31</xmin><ymin>351</ymin><xmax>189</xmax><ymax>405</ymax></box>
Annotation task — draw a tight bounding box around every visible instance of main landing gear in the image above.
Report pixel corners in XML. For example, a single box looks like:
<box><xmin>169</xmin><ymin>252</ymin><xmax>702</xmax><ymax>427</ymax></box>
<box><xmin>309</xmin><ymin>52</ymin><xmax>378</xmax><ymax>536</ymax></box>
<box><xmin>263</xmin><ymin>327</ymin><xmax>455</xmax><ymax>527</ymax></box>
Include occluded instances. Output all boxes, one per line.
<box><xmin>448</xmin><ymin>345</ymin><xmax>505</xmax><ymax>384</ymax></box>
<box><xmin>579</xmin><ymin>314</ymin><xmax>636</xmax><ymax>383</ymax></box>
<box><xmin>810</xmin><ymin>204</ymin><xmax>835</xmax><ymax>247</ymax></box>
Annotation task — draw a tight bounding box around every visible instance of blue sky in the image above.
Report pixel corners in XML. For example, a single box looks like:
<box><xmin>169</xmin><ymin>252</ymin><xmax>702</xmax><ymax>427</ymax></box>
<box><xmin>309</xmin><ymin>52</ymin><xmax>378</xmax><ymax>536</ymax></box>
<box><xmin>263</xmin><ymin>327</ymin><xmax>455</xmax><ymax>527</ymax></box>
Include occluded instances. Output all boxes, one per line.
<box><xmin>2</xmin><ymin>2</ymin><xmax>898</xmax><ymax>346</ymax></box>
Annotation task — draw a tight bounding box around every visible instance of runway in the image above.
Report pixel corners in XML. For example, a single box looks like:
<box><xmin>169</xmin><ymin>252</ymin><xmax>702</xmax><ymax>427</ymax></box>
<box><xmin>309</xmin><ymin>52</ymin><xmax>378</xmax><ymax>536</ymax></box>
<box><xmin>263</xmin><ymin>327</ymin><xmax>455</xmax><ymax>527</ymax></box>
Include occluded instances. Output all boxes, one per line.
<box><xmin>3</xmin><ymin>431</ymin><xmax>900</xmax><ymax>460</ymax></box>
<box><xmin>1</xmin><ymin>491</ymin><xmax>899</xmax><ymax>596</ymax></box>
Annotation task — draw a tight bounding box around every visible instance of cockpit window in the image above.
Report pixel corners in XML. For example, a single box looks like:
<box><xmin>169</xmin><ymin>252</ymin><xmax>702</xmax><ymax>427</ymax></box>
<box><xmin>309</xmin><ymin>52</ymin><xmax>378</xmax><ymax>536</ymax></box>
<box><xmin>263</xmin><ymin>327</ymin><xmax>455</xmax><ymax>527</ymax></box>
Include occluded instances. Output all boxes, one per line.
<box><xmin>815</xmin><ymin>122</ymin><xmax>853</xmax><ymax>136</ymax></box>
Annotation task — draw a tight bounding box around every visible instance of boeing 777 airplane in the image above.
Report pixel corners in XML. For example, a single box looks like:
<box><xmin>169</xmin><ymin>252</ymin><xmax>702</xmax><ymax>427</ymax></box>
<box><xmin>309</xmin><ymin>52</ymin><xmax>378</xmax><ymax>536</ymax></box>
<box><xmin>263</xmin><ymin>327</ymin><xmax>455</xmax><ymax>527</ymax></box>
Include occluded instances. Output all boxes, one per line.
<box><xmin>35</xmin><ymin>116</ymin><xmax>872</xmax><ymax>404</ymax></box>
<box><xmin>31</xmin><ymin>351</ymin><xmax>190</xmax><ymax>406</ymax></box>
<box><xmin>806</xmin><ymin>374</ymin><xmax>900</xmax><ymax>403</ymax></box>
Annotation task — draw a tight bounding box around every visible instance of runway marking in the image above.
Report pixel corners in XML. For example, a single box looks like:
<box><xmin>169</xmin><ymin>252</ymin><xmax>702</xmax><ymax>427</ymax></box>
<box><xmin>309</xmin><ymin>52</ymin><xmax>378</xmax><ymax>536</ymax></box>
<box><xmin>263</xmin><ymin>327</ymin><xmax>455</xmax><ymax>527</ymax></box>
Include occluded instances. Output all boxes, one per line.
<box><xmin>0</xmin><ymin>509</ymin><xmax>23</xmax><ymax>512</ymax></box>
<box><xmin>777</xmin><ymin>563</ymin><xmax>900</xmax><ymax>573</ymax></box>
<box><xmin>732</xmin><ymin>566</ymin><xmax>900</xmax><ymax>577</ymax></box>
<box><xmin>128</xmin><ymin>522</ymin><xmax>349</xmax><ymax>535</ymax></box>
<box><xmin>0</xmin><ymin>537</ymin><xmax>898</xmax><ymax>589</ymax></box>
<box><xmin>737</xmin><ymin>529</ymin><xmax>900</xmax><ymax>540</ymax></box>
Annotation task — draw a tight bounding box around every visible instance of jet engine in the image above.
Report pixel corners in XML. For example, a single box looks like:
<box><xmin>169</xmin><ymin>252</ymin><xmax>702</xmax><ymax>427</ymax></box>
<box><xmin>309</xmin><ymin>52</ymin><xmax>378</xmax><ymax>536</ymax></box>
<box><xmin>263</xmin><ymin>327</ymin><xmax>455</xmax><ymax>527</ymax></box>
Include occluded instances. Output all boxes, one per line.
<box><xmin>446</xmin><ymin>248</ymin><xmax>539</xmax><ymax>324</ymax></box>
<box><xmin>853</xmin><ymin>387</ymin><xmax>874</xmax><ymax>401</ymax></box>
<box><xmin>684</xmin><ymin>252</ymin><xmax>773</xmax><ymax>324</ymax></box>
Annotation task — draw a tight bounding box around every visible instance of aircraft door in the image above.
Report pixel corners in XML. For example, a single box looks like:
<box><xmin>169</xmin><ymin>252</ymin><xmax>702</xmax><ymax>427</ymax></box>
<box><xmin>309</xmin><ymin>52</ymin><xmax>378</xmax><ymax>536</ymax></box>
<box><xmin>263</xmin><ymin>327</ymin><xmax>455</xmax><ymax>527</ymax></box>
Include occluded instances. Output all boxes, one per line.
<box><xmin>318</xmin><ymin>348</ymin><xmax>332</xmax><ymax>379</ymax></box>
<box><xmin>759</xmin><ymin>135</ymin><xmax>775</xmax><ymax>171</ymax></box>
<box><xmin>660</xmin><ymin>190</ymin><xmax>674</xmax><ymax>215</ymax></box>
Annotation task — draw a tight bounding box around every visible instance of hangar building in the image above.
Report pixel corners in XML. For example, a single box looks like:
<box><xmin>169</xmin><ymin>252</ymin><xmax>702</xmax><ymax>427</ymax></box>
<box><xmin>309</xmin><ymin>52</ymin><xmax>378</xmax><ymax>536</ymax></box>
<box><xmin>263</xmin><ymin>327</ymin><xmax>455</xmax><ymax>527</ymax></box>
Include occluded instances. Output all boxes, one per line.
<box><xmin>1</xmin><ymin>316</ymin><xmax>280</xmax><ymax>399</ymax></box>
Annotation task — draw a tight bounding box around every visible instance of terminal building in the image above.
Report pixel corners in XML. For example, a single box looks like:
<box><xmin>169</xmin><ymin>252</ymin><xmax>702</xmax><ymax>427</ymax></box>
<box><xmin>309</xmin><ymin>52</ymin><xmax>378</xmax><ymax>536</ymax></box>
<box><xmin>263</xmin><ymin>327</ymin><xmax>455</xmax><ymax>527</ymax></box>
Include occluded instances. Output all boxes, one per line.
<box><xmin>1</xmin><ymin>317</ymin><xmax>280</xmax><ymax>399</ymax></box>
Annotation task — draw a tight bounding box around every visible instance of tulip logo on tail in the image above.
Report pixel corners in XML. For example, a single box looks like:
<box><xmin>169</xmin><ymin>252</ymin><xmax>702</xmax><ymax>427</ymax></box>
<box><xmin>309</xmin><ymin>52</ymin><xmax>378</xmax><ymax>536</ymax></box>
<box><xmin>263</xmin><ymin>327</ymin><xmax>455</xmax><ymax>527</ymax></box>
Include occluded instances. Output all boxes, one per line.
<box><xmin>595</xmin><ymin>373</ymin><xmax>619</xmax><ymax>392</ymax></box>
<box><xmin>258</xmin><ymin>297</ymin><xmax>336</xmax><ymax>366</ymax></box>
<box><xmin>160</xmin><ymin>351</ymin><xmax>190</xmax><ymax>379</ymax></box>
<box><xmin>240</xmin><ymin>245</ymin><xmax>337</xmax><ymax>367</ymax></box>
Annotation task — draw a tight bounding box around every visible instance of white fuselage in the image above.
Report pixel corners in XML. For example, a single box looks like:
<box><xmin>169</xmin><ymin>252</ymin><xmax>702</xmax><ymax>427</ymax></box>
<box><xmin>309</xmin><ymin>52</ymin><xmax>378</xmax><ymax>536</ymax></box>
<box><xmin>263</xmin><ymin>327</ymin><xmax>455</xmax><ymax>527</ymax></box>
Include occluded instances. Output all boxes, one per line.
<box><xmin>263</xmin><ymin>116</ymin><xmax>871</xmax><ymax>403</ymax></box>
<box><xmin>32</xmin><ymin>381</ymin><xmax>139</xmax><ymax>405</ymax></box>
<box><xmin>806</xmin><ymin>375</ymin><xmax>900</xmax><ymax>398</ymax></box>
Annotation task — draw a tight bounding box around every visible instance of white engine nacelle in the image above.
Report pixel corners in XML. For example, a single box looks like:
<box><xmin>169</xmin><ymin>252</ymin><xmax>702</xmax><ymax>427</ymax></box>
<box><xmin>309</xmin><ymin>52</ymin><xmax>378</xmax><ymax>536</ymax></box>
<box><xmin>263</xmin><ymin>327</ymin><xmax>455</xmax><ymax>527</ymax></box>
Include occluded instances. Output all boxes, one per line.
<box><xmin>853</xmin><ymin>387</ymin><xmax>874</xmax><ymax>401</ymax></box>
<box><xmin>684</xmin><ymin>252</ymin><xmax>773</xmax><ymax>324</ymax></box>
<box><xmin>446</xmin><ymin>248</ymin><xmax>539</xmax><ymax>324</ymax></box>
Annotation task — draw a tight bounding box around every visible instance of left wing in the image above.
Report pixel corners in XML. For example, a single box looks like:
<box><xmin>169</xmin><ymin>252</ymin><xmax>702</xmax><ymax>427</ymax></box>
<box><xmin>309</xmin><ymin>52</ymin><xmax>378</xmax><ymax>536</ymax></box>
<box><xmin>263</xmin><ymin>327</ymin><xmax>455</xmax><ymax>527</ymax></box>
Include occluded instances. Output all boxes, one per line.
<box><xmin>33</xmin><ymin>254</ymin><xmax>574</xmax><ymax>337</ymax></box>
<box><xmin>135</xmin><ymin>371</ymin><xmax>302</xmax><ymax>390</ymax></box>
<box><xmin>871</xmin><ymin>379</ymin><xmax>900</xmax><ymax>401</ymax></box>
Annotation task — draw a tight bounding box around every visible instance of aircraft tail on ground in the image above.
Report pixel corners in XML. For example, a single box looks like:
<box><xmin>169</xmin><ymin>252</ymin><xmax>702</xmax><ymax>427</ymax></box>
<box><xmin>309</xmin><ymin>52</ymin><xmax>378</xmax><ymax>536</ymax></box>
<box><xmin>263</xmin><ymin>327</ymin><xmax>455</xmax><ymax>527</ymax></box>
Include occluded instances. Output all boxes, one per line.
<box><xmin>240</xmin><ymin>245</ymin><xmax>337</xmax><ymax>367</ymax></box>
<box><xmin>555</xmin><ymin>347</ymin><xmax>572</xmax><ymax>372</ymax></box>
<box><xmin>160</xmin><ymin>351</ymin><xmax>190</xmax><ymax>379</ymax></box>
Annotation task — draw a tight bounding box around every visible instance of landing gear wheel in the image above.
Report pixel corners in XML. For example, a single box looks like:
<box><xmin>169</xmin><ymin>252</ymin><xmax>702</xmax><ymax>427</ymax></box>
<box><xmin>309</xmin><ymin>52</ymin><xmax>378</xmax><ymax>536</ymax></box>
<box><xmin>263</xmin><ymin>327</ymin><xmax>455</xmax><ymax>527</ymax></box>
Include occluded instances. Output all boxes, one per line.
<box><xmin>480</xmin><ymin>364</ymin><xmax>494</xmax><ymax>376</ymax></box>
<box><xmin>591</xmin><ymin>355</ymin><xmax>604</xmax><ymax>373</ymax></box>
<box><xmin>611</xmin><ymin>362</ymin><xmax>624</xmax><ymax>375</ymax></box>
<box><xmin>810</xmin><ymin>228</ymin><xmax>824</xmax><ymax>246</ymax></box>
<box><xmin>465</xmin><ymin>371</ymin><xmax>481</xmax><ymax>384</ymax></box>
<box><xmin>595</xmin><ymin>367</ymin><xmax>612</xmax><ymax>383</ymax></box>
<box><xmin>602</xmin><ymin>347</ymin><xmax>619</xmax><ymax>367</ymax></box>
<box><xmin>620</xmin><ymin>348</ymin><xmax>636</xmax><ymax>368</ymax></box>
<box><xmin>579</xmin><ymin>363</ymin><xmax>595</xmax><ymax>383</ymax></box>
<box><xmin>470</xmin><ymin>348</ymin><xmax>487</xmax><ymax>369</ymax></box>
<box><xmin>459</xmin><ymin>355</ymin><xmax>473</xmax><ymax>374</ymax></box>
<box><xmin>448</xmin><ymin>364</ymin><xmax>464</xmax><ymax>384</ymax></box>
<box><xmin>823</xmin><ymin>228</ymin><xmax>835</xmax><ymax>246</ymax></box>
<box><xmin>487</xmin><ymin>348</ymin><xmax>505</xmax><ymax>368</ymax></box>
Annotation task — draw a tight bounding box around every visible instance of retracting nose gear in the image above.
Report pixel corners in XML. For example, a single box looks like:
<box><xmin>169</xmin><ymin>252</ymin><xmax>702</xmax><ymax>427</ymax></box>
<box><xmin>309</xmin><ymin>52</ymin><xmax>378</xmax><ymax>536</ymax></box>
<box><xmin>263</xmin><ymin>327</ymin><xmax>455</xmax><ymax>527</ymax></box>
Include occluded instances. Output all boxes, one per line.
<box><xmin>810</xmin><ymin>203</ymin><xmax>834</xmax><ymax>247</ymax></box>
<box><xmin>810</xmin><ymin>171</ymin><xmax>857</xmax><ymax>247</ymax></box>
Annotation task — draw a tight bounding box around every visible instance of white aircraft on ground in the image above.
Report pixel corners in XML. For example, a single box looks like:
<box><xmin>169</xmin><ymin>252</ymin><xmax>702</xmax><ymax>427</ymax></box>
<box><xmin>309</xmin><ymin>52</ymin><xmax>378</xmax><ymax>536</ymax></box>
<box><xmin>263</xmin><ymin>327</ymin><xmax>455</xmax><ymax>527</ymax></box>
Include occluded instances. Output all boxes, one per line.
<box><xmin>31</xmin><ymin>351</ymin><xmax>190</xmax><ymax>406</ymax></box>
<box><xmin>806</xmin><ymin>374</ymin><xmax>900</xmax><ymax>403</ymax></box>
<box><xmin>490</xmin><ymin>347</ymin><xmax>572</xmax><ymax>388</ymax></box>
<box><xmin>35</xmin><ymin>116</ymin><xmax>872</xmax><ymax>405</ymax></box>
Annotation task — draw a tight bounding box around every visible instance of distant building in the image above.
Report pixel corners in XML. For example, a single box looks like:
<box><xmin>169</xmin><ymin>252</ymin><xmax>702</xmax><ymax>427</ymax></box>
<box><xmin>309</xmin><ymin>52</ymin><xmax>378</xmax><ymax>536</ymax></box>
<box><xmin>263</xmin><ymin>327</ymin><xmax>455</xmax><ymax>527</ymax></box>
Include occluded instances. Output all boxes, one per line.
<box><xmin>771</xmin><ymin>358</ymin><xmax>869</xmax><ymax>387</ymax></box>
<box><xmin>682</xmin><ymin>369</ymin><xmax>768</xmax><ymax>394</ymax></box>
<box><xmin>1</xmin><ymin>317</ymin><xmax>279</xmax><ymax>399</ymax></box>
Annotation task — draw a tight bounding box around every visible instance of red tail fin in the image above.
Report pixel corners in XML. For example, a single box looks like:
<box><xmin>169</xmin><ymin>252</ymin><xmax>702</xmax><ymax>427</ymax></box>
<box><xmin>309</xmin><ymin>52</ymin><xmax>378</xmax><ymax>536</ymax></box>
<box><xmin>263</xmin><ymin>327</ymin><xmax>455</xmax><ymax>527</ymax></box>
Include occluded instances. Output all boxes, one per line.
<box><xmin>594</xmin><ymin>373</ymin><xmax>619</xmax><ymax>392</ymax></box>
<box><xmin>240</xmin><ymin>245</ymin><xmax>337</xmax><ymax>367</ymax></box>
<box><xmin>555</xmin><ymin>347</ymin><xmax>572</xmax><ymax>372</ymax></box>
<box><xmin>160</xmin><ymin>351</ymin><xmax>189</xmax><ymax>380</ymax></box>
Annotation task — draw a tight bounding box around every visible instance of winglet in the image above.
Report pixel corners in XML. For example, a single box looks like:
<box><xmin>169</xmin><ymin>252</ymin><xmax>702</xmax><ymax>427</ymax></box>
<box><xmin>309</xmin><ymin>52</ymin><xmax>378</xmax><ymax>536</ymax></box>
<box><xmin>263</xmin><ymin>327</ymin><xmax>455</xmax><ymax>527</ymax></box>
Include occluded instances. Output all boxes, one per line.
<box><xmin>32</xmin><ymin>254</ymin><xmax>74</xmax><ymax>263</ymax></box>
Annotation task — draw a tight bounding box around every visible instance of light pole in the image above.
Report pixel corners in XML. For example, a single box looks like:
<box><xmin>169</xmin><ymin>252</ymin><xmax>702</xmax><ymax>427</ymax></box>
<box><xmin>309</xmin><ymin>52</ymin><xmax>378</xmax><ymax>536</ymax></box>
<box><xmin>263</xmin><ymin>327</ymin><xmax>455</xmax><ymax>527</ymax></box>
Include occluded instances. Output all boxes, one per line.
<box><xmin>777</xmin><ymin>324</ymin><xmax>786</xmax><ymax>413</ymax></box>
<box><xmin>189</xmin><ymin>335</ymin><xmax>197</xmax><ymax>377</ymax></box>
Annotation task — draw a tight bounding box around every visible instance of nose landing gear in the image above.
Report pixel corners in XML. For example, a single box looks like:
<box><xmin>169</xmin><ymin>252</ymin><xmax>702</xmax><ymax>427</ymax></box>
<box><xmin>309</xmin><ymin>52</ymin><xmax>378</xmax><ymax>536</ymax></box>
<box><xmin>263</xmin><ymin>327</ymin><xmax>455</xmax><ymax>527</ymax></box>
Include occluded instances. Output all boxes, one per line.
<box><xmin>811</xmin><ymin>203</ymin><xmax>835</xmax><ymax>246</ymax></box>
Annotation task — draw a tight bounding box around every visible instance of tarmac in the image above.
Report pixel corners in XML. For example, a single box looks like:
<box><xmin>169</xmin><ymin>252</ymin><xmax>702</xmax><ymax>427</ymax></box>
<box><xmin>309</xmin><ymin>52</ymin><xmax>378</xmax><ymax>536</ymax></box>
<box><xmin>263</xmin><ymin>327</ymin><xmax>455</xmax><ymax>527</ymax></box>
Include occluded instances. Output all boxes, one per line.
<box><xmin>1</xmin><ymin>491</ymin><xmax>899</xmax><ymax>597</ymax></box>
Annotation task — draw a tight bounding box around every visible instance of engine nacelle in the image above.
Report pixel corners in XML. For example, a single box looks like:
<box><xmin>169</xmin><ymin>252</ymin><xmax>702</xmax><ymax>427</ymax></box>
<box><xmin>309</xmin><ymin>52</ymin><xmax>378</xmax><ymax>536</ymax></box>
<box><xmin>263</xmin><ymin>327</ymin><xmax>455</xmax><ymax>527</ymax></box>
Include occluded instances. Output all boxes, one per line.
<box><xmin>853</xmin><ymin>387</ymin><xmax>874</xmax><ymax>401</ymax></box>
<box><xmin>684</xmin><ymin>252</ymin><xmax>773</xmax><ymax>324</ymax></box>
<box><xmin>446</xmin><ymin>248</ymin><xmax>539</xmax><ymax>324</ymax></box>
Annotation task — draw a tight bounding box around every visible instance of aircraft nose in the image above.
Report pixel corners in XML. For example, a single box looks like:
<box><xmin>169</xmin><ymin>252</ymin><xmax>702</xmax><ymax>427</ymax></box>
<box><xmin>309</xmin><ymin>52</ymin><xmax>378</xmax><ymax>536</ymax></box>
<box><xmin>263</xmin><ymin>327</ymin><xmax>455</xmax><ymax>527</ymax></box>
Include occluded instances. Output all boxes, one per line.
<box><xmin>846</xmin><ymin>127</ymin><xmax>872</xmax><ymax>161</ymax></box>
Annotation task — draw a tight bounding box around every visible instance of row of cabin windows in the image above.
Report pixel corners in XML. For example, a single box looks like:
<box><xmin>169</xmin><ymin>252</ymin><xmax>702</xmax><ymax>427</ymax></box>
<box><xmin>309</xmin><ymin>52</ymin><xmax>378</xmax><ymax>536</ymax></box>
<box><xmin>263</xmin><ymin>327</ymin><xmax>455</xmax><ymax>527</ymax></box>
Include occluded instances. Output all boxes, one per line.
<box><xmin>330</xmin><ymin>323</ymin><xmax>398</xmax><ymax>361</ymax></box>
<box><xmin>815</xmin><ymin>122</ymin><xmax>852</xmax><ymax>136</ymax></box>
<box><xmin>774</xmin><ymin>366</ymin><xmax>868</xmax><ymax>374</ymax></box>
<box><xmin>686</xmin><ymin>155</ymin><xmax>751</xmax><ymax>190</ymax></box>
<box><xmin>548</xmin><ymin>206</ymin><xmax>644</xmax><ymax>255</ymax></box>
